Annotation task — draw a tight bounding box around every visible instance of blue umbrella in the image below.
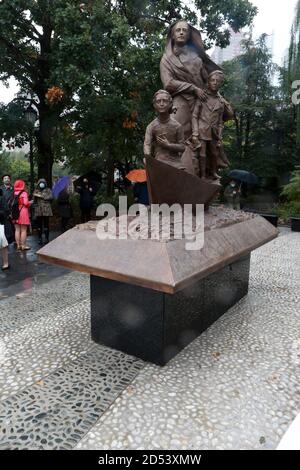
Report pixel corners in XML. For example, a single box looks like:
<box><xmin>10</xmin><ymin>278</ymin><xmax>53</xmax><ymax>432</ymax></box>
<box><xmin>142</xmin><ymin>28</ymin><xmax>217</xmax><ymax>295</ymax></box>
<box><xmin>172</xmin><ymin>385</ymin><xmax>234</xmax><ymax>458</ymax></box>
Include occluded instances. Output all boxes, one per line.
<box><xmin>229</xmin><ymin>170</ymin><xmax>258</xmax><ymax>185</ymax></box>
<box><xmin>52</xmin><ymin>176</ymin><xmax>71</xmax><ymax>198</ymax></box>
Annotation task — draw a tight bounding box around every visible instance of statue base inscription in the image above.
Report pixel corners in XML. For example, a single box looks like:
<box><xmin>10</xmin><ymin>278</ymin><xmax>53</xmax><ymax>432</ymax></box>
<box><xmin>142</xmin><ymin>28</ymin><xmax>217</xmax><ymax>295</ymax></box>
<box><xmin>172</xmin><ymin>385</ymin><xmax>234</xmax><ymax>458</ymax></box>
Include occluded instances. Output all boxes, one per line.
<box><xmin>38</xmin><ymin>209</ymin><xmax>278</xmax><ymax>365</ymax></box>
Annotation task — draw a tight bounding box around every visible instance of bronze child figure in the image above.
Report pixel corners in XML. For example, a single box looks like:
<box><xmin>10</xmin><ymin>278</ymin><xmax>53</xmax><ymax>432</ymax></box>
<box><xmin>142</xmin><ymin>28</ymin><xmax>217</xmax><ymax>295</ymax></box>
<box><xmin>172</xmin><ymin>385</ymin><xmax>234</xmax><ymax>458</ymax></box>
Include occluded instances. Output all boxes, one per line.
<box><xmin>191</xmin><ymin>70</ymin><xmax>232</xmax><ymax>180</ymax></box>
<box><xmin>144</xmin><ymin>90</ymin><xmax>185</xmax><ymax>170</ymax></box>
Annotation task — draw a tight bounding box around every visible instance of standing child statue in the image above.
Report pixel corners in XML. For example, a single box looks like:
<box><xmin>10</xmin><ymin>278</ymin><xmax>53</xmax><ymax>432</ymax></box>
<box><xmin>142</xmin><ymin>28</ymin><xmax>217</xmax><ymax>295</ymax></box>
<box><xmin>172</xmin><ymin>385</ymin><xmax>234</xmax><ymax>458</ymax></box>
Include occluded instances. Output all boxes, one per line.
<box><xmin>191</xmin><ymin>70</ymin><xmax>233</xmax><ymax>180</ymax></box>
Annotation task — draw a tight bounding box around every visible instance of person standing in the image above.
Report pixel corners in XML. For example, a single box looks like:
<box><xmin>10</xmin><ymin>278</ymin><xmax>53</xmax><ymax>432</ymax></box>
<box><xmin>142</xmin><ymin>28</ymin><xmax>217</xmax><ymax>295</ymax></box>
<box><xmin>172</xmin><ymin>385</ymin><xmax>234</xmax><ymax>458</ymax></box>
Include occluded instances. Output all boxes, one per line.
<box><xmin>224</xmin><ymin>180</ymin><xmax>241</xmax><ymax>210</ymax></box>
<box><xmin>12</xmin><ymin>180</ymin><xmax>32</xmax><ymax>251</ymax></box>
<box><xmin>0</xmin><ymin>188</ymin><xmax>10</xmax><ymax>269</ymax></box>
<box><xmin>0</xmin><ymin>174</ymin><xmax>14</xmax><ymax>204</ymax></box>
<box><xmin>33</xmin><ymin>179</ymin><xmax>53</xmax><ymax>244</ymax></box>
<box><xmin>57</xmin><ymin>188</ymin><xmax>73</xmax><ymax>233</ymax></box>
<box><xmin>133</xmin><ymin>182</ymin><xmax>149</xmax><ymax>206</ymax></box>
<box><xmin>76</xmin><ymin>178</ymin><xmax>96</xmax><ymax>223</ymax></box>
<box><xmin>1</xmin><ymin>174</ymin><xmax>15</xmax><ymax>243</ymax></box>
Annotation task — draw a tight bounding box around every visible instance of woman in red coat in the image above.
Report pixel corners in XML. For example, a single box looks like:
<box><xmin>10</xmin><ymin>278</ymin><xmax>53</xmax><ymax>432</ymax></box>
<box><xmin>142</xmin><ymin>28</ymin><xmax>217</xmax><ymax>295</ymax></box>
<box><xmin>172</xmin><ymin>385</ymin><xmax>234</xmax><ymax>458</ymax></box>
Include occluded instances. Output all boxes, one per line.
<box><xmin>13</xmin><ymin>180</ymin><xmax>32</xmax><ymax>250</ymax></box>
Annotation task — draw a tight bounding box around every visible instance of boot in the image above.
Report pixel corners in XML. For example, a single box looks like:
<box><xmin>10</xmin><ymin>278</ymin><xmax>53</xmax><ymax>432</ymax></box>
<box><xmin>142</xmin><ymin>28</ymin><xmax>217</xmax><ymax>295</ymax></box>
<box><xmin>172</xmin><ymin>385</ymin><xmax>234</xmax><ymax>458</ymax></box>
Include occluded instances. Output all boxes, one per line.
<box><xmin>44</xmin><ymin>229</ymin><xmax>49</xmax><ymax>244</ymax></box>
<box><xmin>38</xmin><ymin>229</ymin><xmax>43</xmax><ymax>245</ymax></box>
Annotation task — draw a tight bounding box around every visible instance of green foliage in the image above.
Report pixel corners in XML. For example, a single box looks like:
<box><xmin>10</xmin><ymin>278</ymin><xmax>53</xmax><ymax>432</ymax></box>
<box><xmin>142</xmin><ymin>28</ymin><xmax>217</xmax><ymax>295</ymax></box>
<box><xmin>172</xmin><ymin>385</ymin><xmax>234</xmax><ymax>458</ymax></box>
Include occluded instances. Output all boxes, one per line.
<box><xmin>195</xmin><ymin>0</ymin><xmax>257</xmax><ymax>48</ymax></box>
<box><xmin>0</xmin><ymin>0</ymin><xmax>257</xmax><ymax>187</ymax></box>
<box><xmin>0</xmin><ymin>149</ymin><xmax>31</xmax><ymax>182</ymax></box>
<box><xmin>276</xmin><ymin>168</ymin><xmax>300</xmax><ymax>219</ymax></box>
<box><xmin>284</xmin><ymin>0</ymin><xmax>300</xmax><ymax>148</ymax></box>
<box><xmin>0</xmin><ymin>101</ymin><xmax>30</xmax><ymax>148</ymax></box>
<box><xmin>221</xmin><ymin>34</ymin><xmax>298</xmax><ymax>185</ymax></box>
<box><xmin>277</xmin><ymin>201</ymin><xmax>300</xmax><ymax>220</ymax></box>
<box><xmin>281</xmin><ymin>168</ymin><xmax>300</xmax><ymax>202</ymax></box>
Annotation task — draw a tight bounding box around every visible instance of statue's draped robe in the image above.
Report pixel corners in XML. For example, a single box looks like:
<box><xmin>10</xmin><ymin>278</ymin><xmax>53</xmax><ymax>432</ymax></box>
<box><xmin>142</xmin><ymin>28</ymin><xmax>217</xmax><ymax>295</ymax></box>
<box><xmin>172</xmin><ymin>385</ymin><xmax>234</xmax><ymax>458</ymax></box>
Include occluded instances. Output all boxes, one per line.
<box><xmin>160</xmin><ymin>26</ymin><xmax>221</xmax><ymax>174</ymax></box>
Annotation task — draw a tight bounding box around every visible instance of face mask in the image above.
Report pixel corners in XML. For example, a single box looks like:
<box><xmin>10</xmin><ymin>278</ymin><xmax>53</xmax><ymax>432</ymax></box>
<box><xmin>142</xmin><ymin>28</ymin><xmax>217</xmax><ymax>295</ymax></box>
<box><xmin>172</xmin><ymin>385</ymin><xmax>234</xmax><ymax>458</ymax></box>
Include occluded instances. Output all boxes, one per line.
<box><xmin>39</xmin><ymin>183</ymin><xmax>46</xmax><ymax>190</ymax></box>
<box><xmin>230</xmin><ymin>183</ymin><xmax>235</xmax><ymax>188</ymax></box>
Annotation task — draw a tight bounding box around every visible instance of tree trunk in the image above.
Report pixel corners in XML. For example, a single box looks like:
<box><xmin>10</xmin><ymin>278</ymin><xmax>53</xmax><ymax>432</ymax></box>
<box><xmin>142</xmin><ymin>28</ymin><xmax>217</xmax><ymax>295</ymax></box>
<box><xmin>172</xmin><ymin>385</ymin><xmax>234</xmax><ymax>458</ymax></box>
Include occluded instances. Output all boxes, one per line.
<box><xmin>106</xmin><ymin>143</ymin><xmax>115</xmax><ymax>196</ymax></box>
<box><xmin>35</xmin><ymin>19</ymin><xmax>54</xmax><ymax>186</ymax></box>
<box><xmin>234</xmin><ymin>112</ymin><xmax>243</xmax><ymax>165</ymax></box>
<box><xmin>36</xmin><ymin>105</ymin><xmax>54</xmax><ymax>187</ymax></box>
<box><xmin>244</xmin><ymin>112</ymin><xmax>251</xmax><ymax>160</ymax></box>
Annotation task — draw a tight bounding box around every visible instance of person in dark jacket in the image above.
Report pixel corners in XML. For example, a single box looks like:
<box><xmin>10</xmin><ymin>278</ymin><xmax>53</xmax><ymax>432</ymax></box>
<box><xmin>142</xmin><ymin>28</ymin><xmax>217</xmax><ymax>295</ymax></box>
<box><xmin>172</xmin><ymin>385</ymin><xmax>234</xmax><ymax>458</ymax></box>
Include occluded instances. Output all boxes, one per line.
<box><xmin>76</xmin><ymin>178</ymin><xmax>96</xmax><ymax>223</ymax></box>
<box><xmin>133</xmin><ymin>182</ymin><xmax>149</xmax><ymax>206</ymax></box>
<box><xmin>0</xmin><ymin>188</ymin><xmax>10</xmax><ymax>269</ymax></box>
<box><xmin>57</xmin><ymin>188</ymin><xmax>73</xmax><ymax>233</ymax></box>
<box><xmin>0</xmin><ymin>174</ymin><xmax>13</xmax><ymax>204</ymax></box>
<box><xmin>0</xmin><ymin>175</ymin><xmax>15</xmax><ymax>244</ymax></box>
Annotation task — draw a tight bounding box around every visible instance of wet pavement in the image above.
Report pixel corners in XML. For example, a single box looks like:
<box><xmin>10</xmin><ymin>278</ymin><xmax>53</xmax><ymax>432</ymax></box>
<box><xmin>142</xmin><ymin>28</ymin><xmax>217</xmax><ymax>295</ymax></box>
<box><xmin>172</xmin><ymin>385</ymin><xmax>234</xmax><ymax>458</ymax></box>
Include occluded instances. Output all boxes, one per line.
<box><xmin>0</xmin><ymin>232</ymin><xmax>70</xmax><ymax>299</ymax></box>
<box><xmin>0</xmin><ymin>228</ymin><xmax>299</xmax><ymax>450</ymax></box>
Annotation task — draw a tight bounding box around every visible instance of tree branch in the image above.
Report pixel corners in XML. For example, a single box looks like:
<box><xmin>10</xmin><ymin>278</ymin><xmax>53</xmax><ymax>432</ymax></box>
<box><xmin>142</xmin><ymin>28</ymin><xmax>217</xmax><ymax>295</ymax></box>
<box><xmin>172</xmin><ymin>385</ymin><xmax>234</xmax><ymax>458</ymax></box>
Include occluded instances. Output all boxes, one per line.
<box><xmin>12</xmin><ymin>96</ymin><xmax>40</xmax><ymax>108</ymax></box>
<box><xmin>0</xmin><ymin>36</ymin><xmax>36</xmax><ymax>77</ymax></box>
<box><xmin>6</xmin><ymin>4</ymin><xmax>42</xmax><ymax>41</ymax></box>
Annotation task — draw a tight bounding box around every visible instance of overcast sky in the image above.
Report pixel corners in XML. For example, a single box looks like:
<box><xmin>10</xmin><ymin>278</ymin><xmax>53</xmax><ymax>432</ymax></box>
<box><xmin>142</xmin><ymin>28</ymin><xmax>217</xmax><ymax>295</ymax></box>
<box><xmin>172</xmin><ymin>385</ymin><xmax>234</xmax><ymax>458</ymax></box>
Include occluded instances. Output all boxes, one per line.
<box><xmin>0</xmin><ymin>0</ymin><xmax>298</xmax><ymax>104</ymax></box>
<box><xmin>252</xmin><ymin>0</ymin><xmax>298</xmax><ymax>63</ymax></box>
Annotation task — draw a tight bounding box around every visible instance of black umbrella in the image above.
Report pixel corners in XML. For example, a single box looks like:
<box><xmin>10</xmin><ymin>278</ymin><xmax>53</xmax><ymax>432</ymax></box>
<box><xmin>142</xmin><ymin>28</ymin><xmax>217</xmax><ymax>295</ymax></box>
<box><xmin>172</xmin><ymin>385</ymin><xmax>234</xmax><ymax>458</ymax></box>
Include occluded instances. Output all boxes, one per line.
<box><xmin>228</xmin><ymin>170</ymin><xmax>258</xmax><ymax>185</ymax></box>
<box><xmin>73</xmin><ymin>171</ymin><xmax>102</xmax><ymax>193</ymax></box>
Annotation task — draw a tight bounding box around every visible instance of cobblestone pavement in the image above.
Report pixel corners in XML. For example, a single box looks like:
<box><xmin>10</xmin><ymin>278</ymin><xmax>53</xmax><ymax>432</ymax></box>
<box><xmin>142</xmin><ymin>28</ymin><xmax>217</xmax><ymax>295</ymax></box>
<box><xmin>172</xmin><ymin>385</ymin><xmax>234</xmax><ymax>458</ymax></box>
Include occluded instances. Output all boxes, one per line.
<box><xmin>0</xmin><ymin>228</ymin><xmax>299</xmax><ymax>450</ymax></box>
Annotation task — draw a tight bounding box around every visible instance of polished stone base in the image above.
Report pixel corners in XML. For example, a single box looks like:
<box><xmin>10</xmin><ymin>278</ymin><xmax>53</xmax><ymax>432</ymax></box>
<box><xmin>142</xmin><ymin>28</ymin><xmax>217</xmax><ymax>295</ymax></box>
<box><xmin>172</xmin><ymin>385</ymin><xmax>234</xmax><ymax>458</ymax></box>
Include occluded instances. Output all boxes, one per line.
<box><xmin>91</xmin><ymin>255</ymin><xmax>250</xmax><ymax>365</ymax></box>
<box><xmin>37</xmin><ymin>209</ymin><xmax>277</xmax><ymax>365</ymax></box>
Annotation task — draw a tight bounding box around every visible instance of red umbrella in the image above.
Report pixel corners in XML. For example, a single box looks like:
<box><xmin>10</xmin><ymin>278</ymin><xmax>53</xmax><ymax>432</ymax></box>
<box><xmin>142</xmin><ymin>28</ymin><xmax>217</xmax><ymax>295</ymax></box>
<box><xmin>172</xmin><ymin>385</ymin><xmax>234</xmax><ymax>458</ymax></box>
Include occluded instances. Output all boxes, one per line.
<box><xmin>126</xmin><ymin>169</ymin><xmax>147</xmax><ymax>183</ymax></box>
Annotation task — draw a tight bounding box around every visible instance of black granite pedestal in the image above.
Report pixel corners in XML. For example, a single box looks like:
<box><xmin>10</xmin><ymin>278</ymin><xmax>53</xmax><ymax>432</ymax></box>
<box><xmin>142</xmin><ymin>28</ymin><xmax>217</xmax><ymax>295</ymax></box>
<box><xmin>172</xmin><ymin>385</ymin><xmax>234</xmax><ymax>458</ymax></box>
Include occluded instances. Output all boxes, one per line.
<box><xmin>38</xmin><ymin>209</ymin><xmax>277</xmax><ymax>366</ymax></box>
<box><xmin>91</xmin><ymin>254</ymin><xmax>250</xmax><ymax>365</ymax></box>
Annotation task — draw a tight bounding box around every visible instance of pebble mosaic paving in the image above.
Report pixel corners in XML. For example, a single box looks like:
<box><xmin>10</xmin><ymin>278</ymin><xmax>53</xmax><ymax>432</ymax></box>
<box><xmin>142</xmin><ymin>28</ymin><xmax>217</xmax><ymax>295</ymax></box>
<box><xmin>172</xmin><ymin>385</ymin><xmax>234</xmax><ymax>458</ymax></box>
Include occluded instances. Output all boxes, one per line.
<box><xmin>0</xmin><ymin>273</ymin><xmax>144</xmax><ymax>450</ymax></box>
<box><xmin>0</xmin><ymin>229</ymin><xmax>299</xmax><ymax>450</ymax></box>
<box><xmin>76</xmin><ymin>230</ymin><xmax>300</xmax><ymax>450</ymax></box>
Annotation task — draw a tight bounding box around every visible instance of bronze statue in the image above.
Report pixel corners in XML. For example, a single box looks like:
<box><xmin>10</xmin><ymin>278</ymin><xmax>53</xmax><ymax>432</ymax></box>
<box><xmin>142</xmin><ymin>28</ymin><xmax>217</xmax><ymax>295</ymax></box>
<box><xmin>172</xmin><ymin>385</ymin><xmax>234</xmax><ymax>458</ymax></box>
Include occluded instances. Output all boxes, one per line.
<box><xmin>191</xmin><ymin>70</ymin><xmax>233</xmax><ymax>180</ymax></box>
<box><xmin>144</xmin><ymin>20</ymin><xmax>234</xmax><ymax>207</ymax></box>
<box><xmin>160</xmin><ymin>20</ymin><xmax>220</xmax><ymax>140</ymax></box>
<box><xmin>144</xmin><ymin>90</ymin><xmax>185</xmax><ymax>169</ymax></box>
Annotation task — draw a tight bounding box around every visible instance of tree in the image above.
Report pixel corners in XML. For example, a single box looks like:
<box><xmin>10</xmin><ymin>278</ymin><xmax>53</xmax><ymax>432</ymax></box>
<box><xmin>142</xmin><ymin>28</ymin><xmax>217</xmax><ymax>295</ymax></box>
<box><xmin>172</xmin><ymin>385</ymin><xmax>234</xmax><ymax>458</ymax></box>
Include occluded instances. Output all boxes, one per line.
<box><xmin>279</xmin><ymin>167</ymin><xmax>300</xmax><ymax>218</ymax></box>
<box><xmin>0</xmin><ymin>0</ymin><xmax>257</xmax><ymax>188</ymax></box>
<box><xmin>0</xmin><ymin>100</ymin><xmax>30</xmax><ymax>148</ymax></box>
<box><xmin>0</xmin><ymin>149</ymin><xmax>31</xmax><ymax>182</ymax></box>
<box><xmin>59</xmin><ymin>0</ymin><xmax>258</xmax><ymax>195</ymax></box>
<box><xmin>284</xmin><ymin>0</ymin><xmax>300</xmax><ymax>148</ymax></box>
<box><xmin>0</xmin><ymin>0</ymin><xmax>112</xmax><ymax>184</ymax></box>
<box><xmin>221</xmin><ymin>34</ymin><xmax>295</xmax><ymax>184</ymax></box>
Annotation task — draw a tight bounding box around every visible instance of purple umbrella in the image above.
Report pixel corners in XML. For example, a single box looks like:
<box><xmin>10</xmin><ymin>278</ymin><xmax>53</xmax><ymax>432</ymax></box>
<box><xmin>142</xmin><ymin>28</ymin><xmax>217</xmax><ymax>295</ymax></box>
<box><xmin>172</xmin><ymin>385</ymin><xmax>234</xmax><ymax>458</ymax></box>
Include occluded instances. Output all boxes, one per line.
<box><xmin>52</xmin><ymin>176</ymin><xmax>71</xmax><ymax>199</ymax></box>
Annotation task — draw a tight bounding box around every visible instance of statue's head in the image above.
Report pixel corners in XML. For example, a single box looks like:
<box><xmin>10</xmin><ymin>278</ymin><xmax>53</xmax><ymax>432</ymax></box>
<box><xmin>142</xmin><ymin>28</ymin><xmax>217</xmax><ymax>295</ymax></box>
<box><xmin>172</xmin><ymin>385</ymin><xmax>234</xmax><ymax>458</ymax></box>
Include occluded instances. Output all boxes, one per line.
<box><xmin>171</xmin><ymin>20</ymin><xmax>191</xmax><ymax>47</ymax></box>
<box><xmin>208</xmin><ymin>71</ymin><xmax>225</xmax><ymax>92</ymax></box>
<box><xmin>153</xmin><ymin>90</ymin><xmax>173</xmax><ymax>114</ymax></box>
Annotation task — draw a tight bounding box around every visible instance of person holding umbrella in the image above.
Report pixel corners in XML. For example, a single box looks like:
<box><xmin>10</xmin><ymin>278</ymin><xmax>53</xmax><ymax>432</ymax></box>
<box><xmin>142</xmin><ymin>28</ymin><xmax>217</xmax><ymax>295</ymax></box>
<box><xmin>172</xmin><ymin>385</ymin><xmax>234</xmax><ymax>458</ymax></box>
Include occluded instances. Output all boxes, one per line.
<box><xmin>226</xmin><ymin>170</ymin><xmax>258</xmax><ymax>210</ymax></box>
<box><xmin>52</xmin><ymin>176</ymin><xmax>73</xmax><ymax>233</ymax></box>
<box><xmin>57</xmin><ymin>188</ymin><xmax>73</xmax><ymax>233</ymax></box>
<box><xmin>126</xmin><ymin>169</ymin><xmax>149</xmax><ymax>206</ymax></box>
<box><xmin>224</xmin><ymin>180</ymin><xmax>241</xmax><ymax>210</ymax></box>
<box><xmin>75</xmin><ymin>178</ymin><xmax>97</xmax><ymax>223</ymax></box>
